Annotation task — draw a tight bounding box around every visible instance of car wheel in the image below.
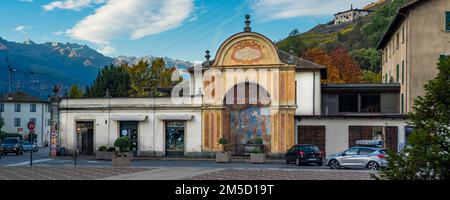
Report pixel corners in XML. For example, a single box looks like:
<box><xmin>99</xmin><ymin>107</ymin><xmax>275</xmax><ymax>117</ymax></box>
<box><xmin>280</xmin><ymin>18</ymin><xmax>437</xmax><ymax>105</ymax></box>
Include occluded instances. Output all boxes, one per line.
<box><xmin>328</xmin><ymin>159</ymin><xmax>340</xmax><ymax>169</ymax></box>
<box><xmin>367</xmin><ymin>161</ymin><xmax>379</xmax><ymax>171</ymax></box>
<box><xmin>296</xmin><ymin>157</ymin><xmax>301</xmax><ymax>166</ymax></box>
<box><xmin>285</xmin><ymin>157</ymin><xmax>290</xmax><ymax>164</ymax></box>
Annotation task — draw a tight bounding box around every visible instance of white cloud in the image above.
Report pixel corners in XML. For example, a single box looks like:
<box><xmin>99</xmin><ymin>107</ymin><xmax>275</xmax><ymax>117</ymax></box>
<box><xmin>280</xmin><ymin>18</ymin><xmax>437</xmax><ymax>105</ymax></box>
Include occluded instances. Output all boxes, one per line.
<box><xmin>43</xmin><ymin>0</ymin><xmax>105</xmax><ymax>11</ymax></box>
<box><xmin>66</xmin><ymin>0</ymin><xmax>194</xmax><ymax>44</ymax></box>
<box><xmin>19</xmin><ymin>0</ymin><xmax>34</xmax><ymax>3</ymax></box>
<box><xmin>13</xmin><ymin>25</ymin><xmax>31</xmax><ymax>34</ymax></box>
<box><xmin>98</xmin><ymin>45</ymin><xmax>116</xmax><ymax>55</ymax></box>
<box><xmin>250</xmin><ymin>0</ymin><xmax>375</xmax><ymax>21</ymax></box>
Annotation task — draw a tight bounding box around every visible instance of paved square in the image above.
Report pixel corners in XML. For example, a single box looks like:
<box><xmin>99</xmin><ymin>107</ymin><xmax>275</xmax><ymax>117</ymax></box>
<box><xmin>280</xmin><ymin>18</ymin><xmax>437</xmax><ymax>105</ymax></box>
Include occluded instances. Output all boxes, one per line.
<box><xmin>0</xmin><ymin>167</ymin><xmax>152</xmax><ymax>180</ymax></box>
<box><xmin>189</xmin><ymin>168</ymin><xmax>376</xmax><ymax>180</ymax></box>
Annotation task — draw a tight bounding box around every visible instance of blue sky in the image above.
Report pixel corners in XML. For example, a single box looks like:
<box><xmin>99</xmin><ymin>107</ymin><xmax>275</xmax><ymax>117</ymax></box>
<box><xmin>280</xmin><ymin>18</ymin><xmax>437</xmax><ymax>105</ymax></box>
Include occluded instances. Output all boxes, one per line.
<box><xmin>0</xmin><ymin>0</ymin><xmax>375</xmax><ymax>62</ymax></box>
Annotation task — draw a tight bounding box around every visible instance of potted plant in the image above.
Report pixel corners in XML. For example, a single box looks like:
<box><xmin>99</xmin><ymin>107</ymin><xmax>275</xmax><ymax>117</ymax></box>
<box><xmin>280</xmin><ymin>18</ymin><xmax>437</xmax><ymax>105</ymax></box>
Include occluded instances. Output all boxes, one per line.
<box><xmin>95</xmin><ymin>145</ymin><xmax>111</xmax><ymax>160</ymax></box>
<box><xmin>250</xmin><ymin>137</ymin><xmax>265</xmax><ymax>164</ymax></box>
<box><xmin>111</xmin><ymin>137</ymin><xmax>132</xmax><ymax>167</ymax></box>
<box><xmin>216</xmin><ymin>138</ymin><xmax>231</xmax><ymax>163</ymax></box>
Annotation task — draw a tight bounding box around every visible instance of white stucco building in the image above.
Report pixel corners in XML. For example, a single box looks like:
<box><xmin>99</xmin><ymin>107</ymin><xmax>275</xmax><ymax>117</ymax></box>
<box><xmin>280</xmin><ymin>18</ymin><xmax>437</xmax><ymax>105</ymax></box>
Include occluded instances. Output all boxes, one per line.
<box><xmin>1</xmin><ymin>91</ymin><xmax>51</xmax><ymax>146</ymax></box>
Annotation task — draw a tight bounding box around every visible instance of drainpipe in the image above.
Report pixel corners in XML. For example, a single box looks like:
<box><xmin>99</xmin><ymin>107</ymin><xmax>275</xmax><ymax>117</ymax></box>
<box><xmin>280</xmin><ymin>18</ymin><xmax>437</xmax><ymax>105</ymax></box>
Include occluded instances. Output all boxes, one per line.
<box><xmin>312</xmin><ymin>70</ymin><xmax>316</xmax><ymax>116</ymax></box>
<box><xmin>398</xmin><ymin>11</ymin><xmax>408</xmax><ymax>114</ymax></box>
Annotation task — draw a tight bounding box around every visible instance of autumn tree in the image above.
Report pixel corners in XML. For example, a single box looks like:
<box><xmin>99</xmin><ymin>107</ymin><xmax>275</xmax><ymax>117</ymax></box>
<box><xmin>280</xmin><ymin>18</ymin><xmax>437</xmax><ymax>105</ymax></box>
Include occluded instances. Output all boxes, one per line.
<box><xmin>68</xmin><ymin>84</ymin><xmax>84</xmax><ymax>98</ymax></box>
<box><xmin>303</xmin><ymin>48</ymin><xmax>341</xmax><ymax>84</ymax></box>
<box><xmin>329</xmin><ymin>46</ymin><xmax>363</xmax><ymax>84</ymax></box>
<box><xmin>127</xmin><ymin>58</ymin><xmax>183</xmax><ymax>97</ymax></box>
<box><xmin>126</xmin><ymin>60</ymin><xmax>152</xmax><ymax>97</ymax></box>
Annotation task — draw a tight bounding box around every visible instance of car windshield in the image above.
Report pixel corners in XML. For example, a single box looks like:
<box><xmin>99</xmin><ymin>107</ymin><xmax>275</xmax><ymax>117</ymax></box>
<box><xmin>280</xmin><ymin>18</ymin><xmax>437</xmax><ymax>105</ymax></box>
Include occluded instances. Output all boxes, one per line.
<box><xmin>378</xmin><ymin>149</ymin><xmax>387</xmax><ymax>154</ymax></box>
<box><xmin>4</xmin><ymin>139</ymin><xmax>18</xmax><ymax>144</ymax></box>
<box><xmin>23</xmin><ymin>141</ymin><xmax>30</xmax><ymax>145</ymax></box>
<box><xmin>300</xmin><ymin>146</ymin><xmax>319</xmax><ymax>152</ymax></box>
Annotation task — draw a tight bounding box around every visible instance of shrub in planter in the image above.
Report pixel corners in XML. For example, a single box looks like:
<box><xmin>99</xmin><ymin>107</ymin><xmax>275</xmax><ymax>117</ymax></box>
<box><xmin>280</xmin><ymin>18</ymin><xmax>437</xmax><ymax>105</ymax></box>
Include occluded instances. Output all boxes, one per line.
<box><xmin>114</xmin><ymin>137</ymin><xmax>131</xmax><ymax>152</ymax></box>
<box><xmin>253</xmin><ymin>137</ymin><xmax>263</xmax><ymax>145</ymax></box>
<box><xmin>216</xmin><ymin>137</ymin><xmax>231</xmax><ymax>163</ymax></box>
<box><xmin>107</xmin><ymin>147</ymin><xmax>116</xmax><ymax>152</ymax></box>
<box><xmin>98</xmin><ymin>146</ymin><xmax>108</xmax><ymax>152</ymax></box>
<box><xmin>250</xmin><ymin>146</ymin><xmax>265</xmax><ymax>164</ymax></box>
<box><xmin>96</xmin><ymin>146</ymin><xmax>113</xmax><ymax>160</ymax></box>
<box><xmin>112</xmin><ymin>137</ymin><xmax>132</xmax><ymax>167</ymax></box>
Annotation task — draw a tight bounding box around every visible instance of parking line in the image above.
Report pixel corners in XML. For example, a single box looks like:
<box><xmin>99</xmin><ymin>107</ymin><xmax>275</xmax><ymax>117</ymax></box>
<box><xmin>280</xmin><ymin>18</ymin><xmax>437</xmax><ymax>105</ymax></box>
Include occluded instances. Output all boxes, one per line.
<box><xmin>3</xmin><ymin>158</ymin><xmax>53</xmax><ymax>167</ymax></box>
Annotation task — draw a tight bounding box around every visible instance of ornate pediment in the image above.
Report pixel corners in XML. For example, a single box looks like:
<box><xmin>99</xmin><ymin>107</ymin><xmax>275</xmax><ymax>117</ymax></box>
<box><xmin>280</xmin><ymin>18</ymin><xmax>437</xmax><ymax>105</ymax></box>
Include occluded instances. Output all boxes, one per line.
<box><xmin>212</xmin><ymin>32</ymin><xmax>283</xmax><ymax>67</ymax></box>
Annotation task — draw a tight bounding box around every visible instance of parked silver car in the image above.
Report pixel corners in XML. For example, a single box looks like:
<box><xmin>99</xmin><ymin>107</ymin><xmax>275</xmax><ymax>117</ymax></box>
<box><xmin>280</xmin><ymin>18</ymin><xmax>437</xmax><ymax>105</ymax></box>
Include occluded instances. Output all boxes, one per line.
<box><xmin>326</xmin><ymin>147</ymin><xmax>388</xmax><ymax>170</ymax></box>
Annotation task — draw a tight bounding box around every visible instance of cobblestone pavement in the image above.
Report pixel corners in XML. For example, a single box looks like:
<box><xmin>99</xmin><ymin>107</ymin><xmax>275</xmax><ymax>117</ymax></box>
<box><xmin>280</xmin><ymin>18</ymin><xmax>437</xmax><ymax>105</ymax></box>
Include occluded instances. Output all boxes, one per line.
<box><xmin>189</xmin><ymin>168</ymin><xmax>376</xmax><ymax>180</ymax></box>
<box><xmin>0</xmin><ymin>167</ymin><xmax>152</xmax><ymax>180</ymax></box>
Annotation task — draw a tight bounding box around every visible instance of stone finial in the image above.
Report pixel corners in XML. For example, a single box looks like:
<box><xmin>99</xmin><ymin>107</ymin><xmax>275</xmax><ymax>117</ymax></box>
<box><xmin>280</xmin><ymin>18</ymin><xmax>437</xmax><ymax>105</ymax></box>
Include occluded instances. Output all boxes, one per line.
<box><xmin>244</xmin><ymin>15</ymin><xmax>251</xmax><ymax>32</ymax></box>
<box><xmin>205</xmin><ymin>50</ymin><xmax>211</xmax><ymax>61</ymax></box>
<box><xmin>288</xmin><ymin>47</ymin><xmax>295</xmax><ymax>64</ymax></box>
<box><xmin>105</xmin><ymin>89</ymin><xmax>111</xmax><ymax>98</ymax></box>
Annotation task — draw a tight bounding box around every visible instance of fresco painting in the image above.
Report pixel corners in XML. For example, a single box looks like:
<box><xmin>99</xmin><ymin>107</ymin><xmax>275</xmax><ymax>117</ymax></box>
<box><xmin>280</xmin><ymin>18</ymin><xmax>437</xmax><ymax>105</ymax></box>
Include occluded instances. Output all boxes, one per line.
<box><xmin>230</xmin><ymin>106</ymin><xmax>271</xmax><ymax>146</ymax></box>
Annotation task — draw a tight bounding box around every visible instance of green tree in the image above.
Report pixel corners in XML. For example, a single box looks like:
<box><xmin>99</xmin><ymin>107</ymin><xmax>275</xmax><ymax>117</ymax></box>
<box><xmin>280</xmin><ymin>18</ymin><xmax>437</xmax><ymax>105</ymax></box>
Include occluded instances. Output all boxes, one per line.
<box><xmin>362</xmin><ymin>0</ymin><xmax>406</xmax><ymax>47</ymax></box>
<box><xmin>126</xmin><ymin>60</ymin><xmax>152</xmax><ymax>97</ymax></box>
<box><xmin>350</xmin><ymin>48</ymin><xmax>381</xmax><ymax>72</ymax></box>
<box><xmin>362</xmin><ymin>70</ymin><xmax>382</xmax><ymax>84</ymax></box>
<box><xmin>277</xmin><ymin>36</ymin><xmax>308</xmax><ymax>57</ymax></box>
<box><xmin>87</xmin><ymin>65</ymin><xmax>131</xmax><ymax>97</ymax></box>
<box><xmin>68</xmin><ymin>84</ymin><xmax>84</xmax><ymax>98</ymax></box>
<box><xmin>289</xmin><ymin>28</ymin><xmax>299</xmax><ymax>37</ymax></box>
<box><xmin>378</xmin><ymin>56</ymin><xmax>450</xmax><ymax>180</ymax></box>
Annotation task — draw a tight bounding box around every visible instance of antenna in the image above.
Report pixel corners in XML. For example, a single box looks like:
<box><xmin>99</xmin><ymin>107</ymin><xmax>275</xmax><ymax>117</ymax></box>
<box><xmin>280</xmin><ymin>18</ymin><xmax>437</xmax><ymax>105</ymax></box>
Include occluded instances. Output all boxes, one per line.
<box><xmin>5</xmin><ymin>56</ymin><xmax>17</xmax><ymax>94</ymax></box>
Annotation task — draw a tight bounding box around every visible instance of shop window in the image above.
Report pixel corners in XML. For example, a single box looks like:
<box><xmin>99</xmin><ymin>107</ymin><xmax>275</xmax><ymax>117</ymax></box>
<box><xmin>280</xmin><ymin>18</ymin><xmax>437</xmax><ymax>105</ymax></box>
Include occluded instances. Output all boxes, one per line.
<box><xmin>361</xmin><ymin>94</ymin><xmax>381</xmax><ymax>113</ymax></box>
<box><xmin>339</xmin><ymin>94</ymin><xmax>358</xmax><ymax>112</ymax></box>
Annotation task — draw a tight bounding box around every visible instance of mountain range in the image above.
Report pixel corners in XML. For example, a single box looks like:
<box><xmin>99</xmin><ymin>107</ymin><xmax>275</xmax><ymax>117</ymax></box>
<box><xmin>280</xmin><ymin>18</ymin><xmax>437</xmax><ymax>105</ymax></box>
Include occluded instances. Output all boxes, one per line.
<box><xmin>0</xmin><ymin>37</ymin><xmax>193</xmax><ymax>99</ymax></box>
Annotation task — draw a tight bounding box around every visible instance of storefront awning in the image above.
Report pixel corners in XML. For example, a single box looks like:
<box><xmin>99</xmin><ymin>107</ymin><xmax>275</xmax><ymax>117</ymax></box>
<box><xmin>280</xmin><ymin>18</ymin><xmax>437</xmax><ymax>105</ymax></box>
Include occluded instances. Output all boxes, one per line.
<box><xmin>111</xmin><ymin>114</ymin><xmax>147</xmax><ymax>121</ymax></box>
<box><xmin>157</xmin><ymin>114</ymin><xmax>193</xmax><ymax>121</ymax></box>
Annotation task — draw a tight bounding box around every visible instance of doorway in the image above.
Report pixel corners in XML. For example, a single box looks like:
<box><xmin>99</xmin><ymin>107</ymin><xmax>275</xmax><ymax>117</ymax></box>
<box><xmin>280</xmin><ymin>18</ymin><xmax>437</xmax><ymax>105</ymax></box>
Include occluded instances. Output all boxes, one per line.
<box><xmin>76</xmin><ymin>121</ymin><xmax>94</xmax><ymax>155</ymax></box>
<box><xmin>119</xmin><ymin>121</ymin><xmax>139</xmax><ymax>157</ymax></box>
<box><xmin>165</xmin><ymin>121</ymin><xmax>185</xmax><ymax>157</ymax></box>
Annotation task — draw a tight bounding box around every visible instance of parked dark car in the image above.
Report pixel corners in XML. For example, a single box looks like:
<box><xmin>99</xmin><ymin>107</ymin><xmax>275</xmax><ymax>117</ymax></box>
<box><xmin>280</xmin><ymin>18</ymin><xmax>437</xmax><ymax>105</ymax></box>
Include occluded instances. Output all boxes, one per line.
<box><xmin>1</xmin><ymin>137</ymin><xmax>24</xmax><ymax>156</ymax></box>
<box><xmin>285</xmin><ymin>144</ymin><xmax>323</xmax><ymax>166</ymax></box>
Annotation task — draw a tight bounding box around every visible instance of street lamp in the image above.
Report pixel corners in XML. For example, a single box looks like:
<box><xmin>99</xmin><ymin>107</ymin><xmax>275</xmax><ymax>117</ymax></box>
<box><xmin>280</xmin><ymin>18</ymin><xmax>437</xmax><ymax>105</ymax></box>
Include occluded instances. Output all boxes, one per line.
<box><xmin>105</xmin><ymin>89</ymin><xmax>111</xmax><ymax>147</ymax></box>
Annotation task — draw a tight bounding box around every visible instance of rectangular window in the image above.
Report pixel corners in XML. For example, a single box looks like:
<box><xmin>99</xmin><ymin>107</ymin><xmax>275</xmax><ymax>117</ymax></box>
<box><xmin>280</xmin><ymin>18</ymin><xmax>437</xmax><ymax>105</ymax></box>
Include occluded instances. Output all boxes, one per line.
<box><xmin>401</xmin><ymin>94</ymin><xmax>405</xmax><ymax>114</ymax></box>
<box><xmin>14</xmin><ymin>118</ymin><xmax>21</xmax><ymax>127</ymax></box>
<box><xmin>14</xmin><ymin>104</ymin><xmax>21</xmax><ymax>112</ymax></box>
<box><xmin>446</xmin><ymin>12</ymin><xmax>450</xmax><ymax>31</ymax></box>
<box><xmin>396</xmin><ymin>33</ymin><xmax>400</xmax><ymax>49</ymax></box>
<box><xmin>0</xmin><ymin>118</ymin><xmax>4</xmax><ymax>126</ymax></box>
<box><xmin>396</xmin><ymin>64</ymin><xmax>400</xmax><ymax>83</ymax></box>
<box><xmin>30</xmin><ymin>103</ymin><xmax>36</xmax><ymax>112</ymax></box>
<box><xmin>0</xmin><ymin>103</ymin><xmax>3</xmax><ymax>112</ymax></box>
<box><xmin>385</xmin><ymin>73</ymin><xmax>388</xmax><ymax>83</ymax></box>
<box><xmin>339</xmin><ymin>94</ymin><xmax>358</xmax><ymax>113</ymax></box>
<box><xmin>361</xmin><ymin>94</ymin><xmax>381</xmax><ymax>113</ymax></box>
<box><xmin>402</xmin><ymin>60</ymin><xmax>405</xmax><ymax>84</ymax></box>
<box><xmin>402</xmin><ymin>26</ymin><xmax>405</xmax><ymax>43</ymax></box>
